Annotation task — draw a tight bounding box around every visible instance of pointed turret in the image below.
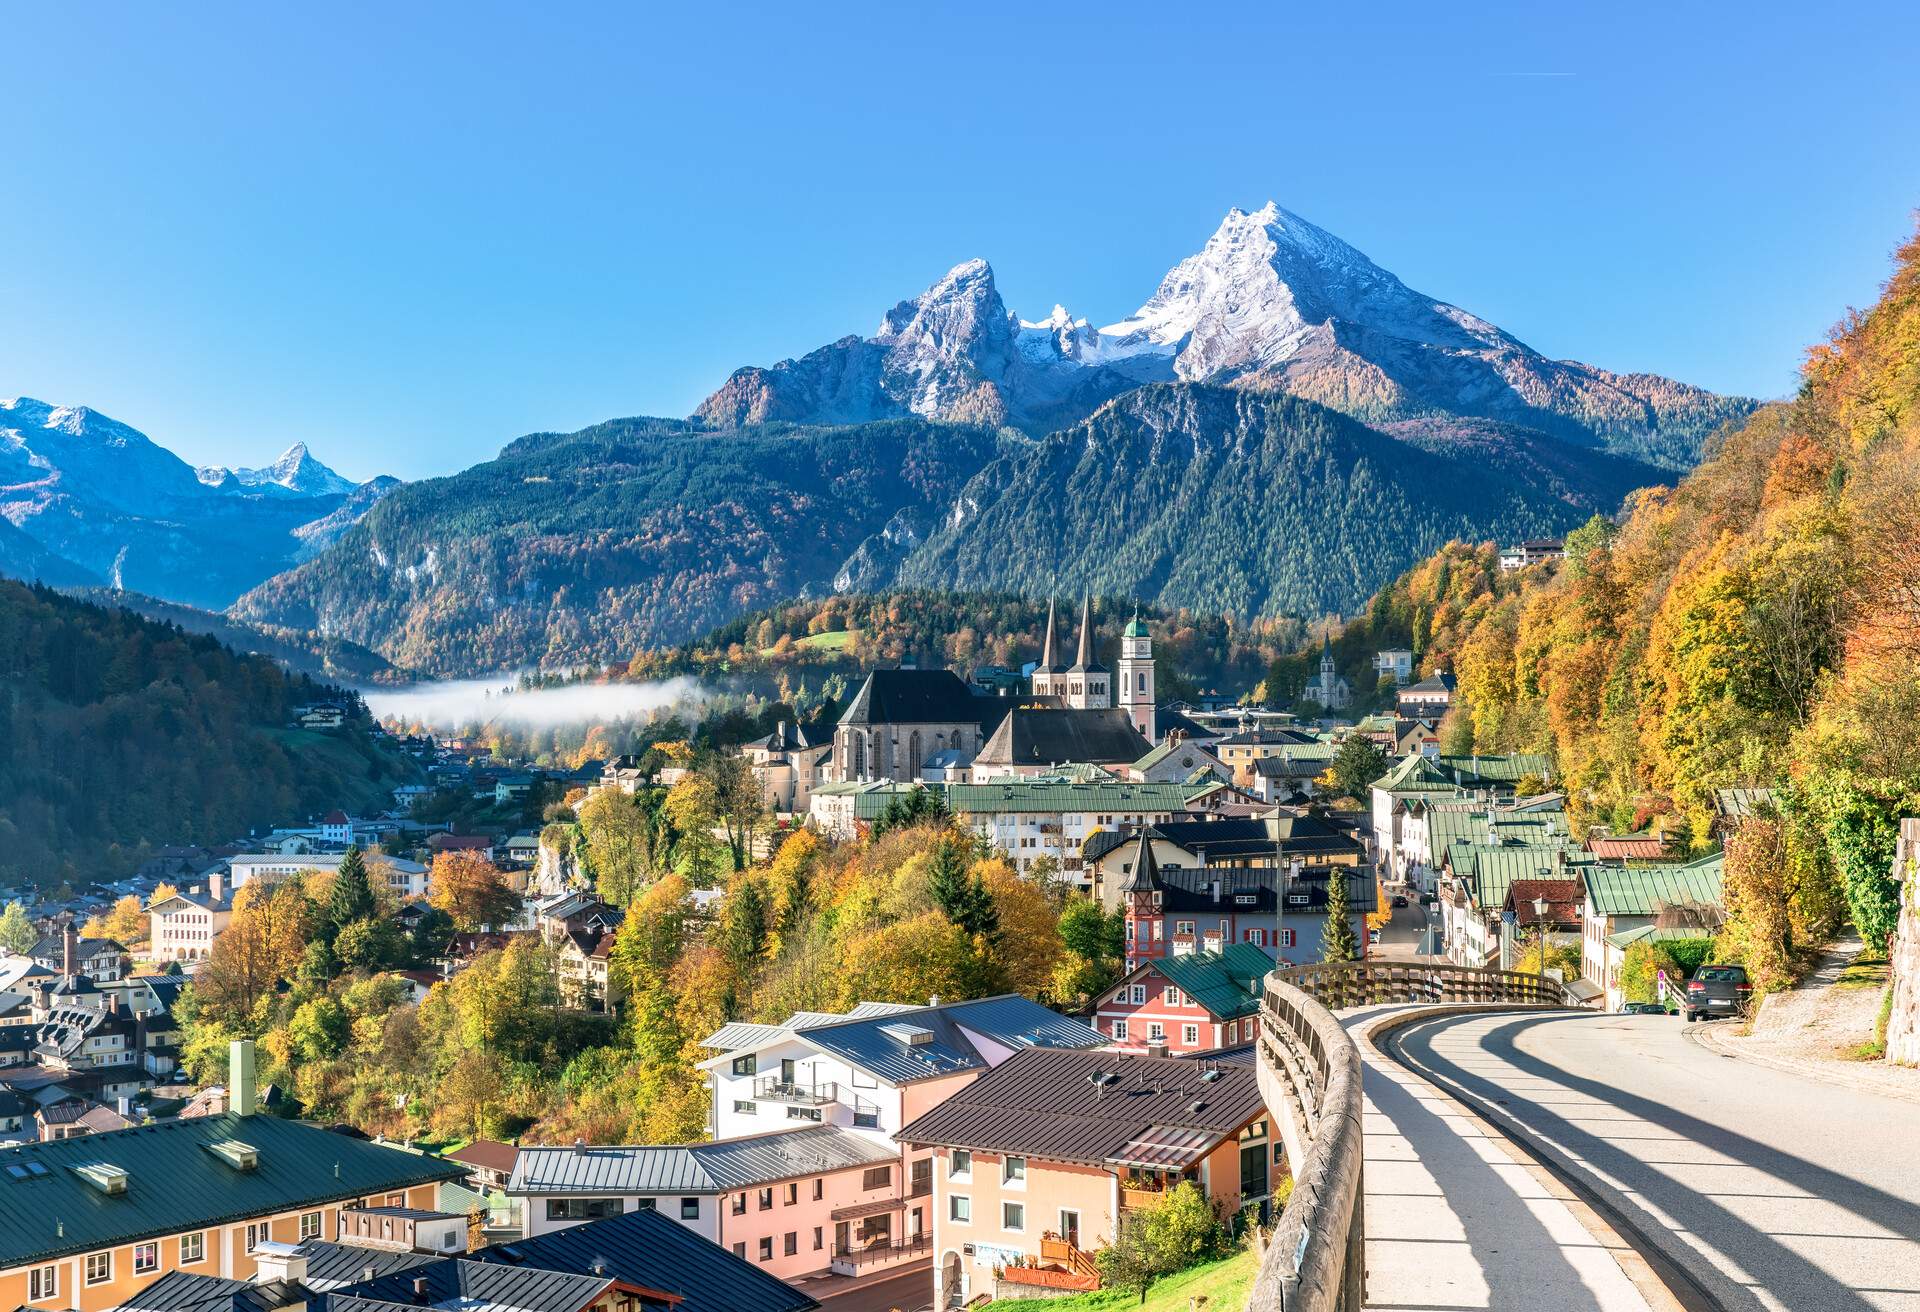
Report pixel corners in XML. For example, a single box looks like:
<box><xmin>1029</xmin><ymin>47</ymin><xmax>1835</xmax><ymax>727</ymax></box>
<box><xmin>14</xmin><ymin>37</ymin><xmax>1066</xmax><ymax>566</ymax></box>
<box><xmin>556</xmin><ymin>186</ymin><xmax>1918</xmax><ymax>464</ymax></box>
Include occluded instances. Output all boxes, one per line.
<box><xmin>1040</xmin><ymin>598</ymin><xmax>1059</xmax><ymax>670</ymax></box>
<box><xmin>1073</xmin><ymin>594</ymin><xmax>1093</xmax><ymax>670</ymax></box>
<box><xmin>1120</xmin><ymin>831</ymin><xmax>1161</xmax><ymax>893</ymax></box>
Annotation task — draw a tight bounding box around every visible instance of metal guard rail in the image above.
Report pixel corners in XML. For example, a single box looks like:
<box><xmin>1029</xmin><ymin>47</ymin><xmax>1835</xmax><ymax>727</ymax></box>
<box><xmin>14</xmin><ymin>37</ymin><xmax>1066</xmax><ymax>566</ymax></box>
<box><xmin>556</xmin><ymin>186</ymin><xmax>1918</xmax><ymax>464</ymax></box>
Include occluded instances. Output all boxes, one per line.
<box><xmin>1249</xmin><ymin>961</ymin><xmax>1571</xmax><ymax>1312</ymax></box>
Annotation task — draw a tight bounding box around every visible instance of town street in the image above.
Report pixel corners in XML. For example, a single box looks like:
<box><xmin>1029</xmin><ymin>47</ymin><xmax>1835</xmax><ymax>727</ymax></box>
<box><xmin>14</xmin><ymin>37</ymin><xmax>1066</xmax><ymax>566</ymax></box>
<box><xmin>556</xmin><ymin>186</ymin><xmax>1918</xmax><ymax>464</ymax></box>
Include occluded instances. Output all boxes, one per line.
<box><xmin>1382</xmin><ymin>1011</ymin><xmax>1920</xmax><ymax>1312</ymax></box>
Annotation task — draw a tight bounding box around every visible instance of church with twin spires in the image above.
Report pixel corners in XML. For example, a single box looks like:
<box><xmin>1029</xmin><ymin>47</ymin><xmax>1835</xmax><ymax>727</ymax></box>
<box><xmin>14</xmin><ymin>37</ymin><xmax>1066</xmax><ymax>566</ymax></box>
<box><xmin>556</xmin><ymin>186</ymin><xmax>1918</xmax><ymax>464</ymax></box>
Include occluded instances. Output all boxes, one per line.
<box><xmin>1029</xmin><ymin>595</ymin><xmax>1156</xmax><ymax>741</ymax></box>
<box><xmin>827</xmin><ymin>595</ymin><xmax>1162</xmax><ymax>785</ymax></box>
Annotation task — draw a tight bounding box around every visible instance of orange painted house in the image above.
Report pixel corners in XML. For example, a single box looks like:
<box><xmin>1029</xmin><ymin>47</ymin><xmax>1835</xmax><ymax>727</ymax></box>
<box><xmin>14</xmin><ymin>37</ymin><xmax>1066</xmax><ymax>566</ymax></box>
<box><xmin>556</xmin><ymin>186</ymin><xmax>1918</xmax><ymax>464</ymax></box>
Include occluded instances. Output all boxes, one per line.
<box><xmin>0</xmin><ymin>1044</ymin><xmax>462</xmax><ymax>1312</ymax></box>
<box><xmin>899</xmin><ymin>1047</ymin><xmax>1274</xmax><ymax>1307</ymax></box>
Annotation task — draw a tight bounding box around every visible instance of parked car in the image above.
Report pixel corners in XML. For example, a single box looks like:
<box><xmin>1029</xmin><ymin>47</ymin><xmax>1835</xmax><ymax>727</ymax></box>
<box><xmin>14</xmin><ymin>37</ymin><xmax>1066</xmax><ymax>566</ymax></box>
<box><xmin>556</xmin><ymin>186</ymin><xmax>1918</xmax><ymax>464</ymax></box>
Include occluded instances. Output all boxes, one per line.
<box><xmin>1391</xmin><ymin>894</ymin><xmax>1409</xmax><ymax>908</ymax></box>
<box><xmin>1622</xmin><ymin>1001</ymin><xmax>1669</xmax><ymax>1016</ymax></box>
<box><xmin>1684</xmin><ymin>964</ymin><xmax>1752</xmax><ymax>1021</ymax></box>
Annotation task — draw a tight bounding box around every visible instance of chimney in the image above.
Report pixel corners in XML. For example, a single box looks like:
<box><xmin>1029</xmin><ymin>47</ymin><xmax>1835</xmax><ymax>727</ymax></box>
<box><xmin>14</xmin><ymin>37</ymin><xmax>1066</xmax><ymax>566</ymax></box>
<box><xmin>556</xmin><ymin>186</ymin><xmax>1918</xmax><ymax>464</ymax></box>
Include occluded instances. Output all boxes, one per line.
<box><xmin>62</xmin><ymin>924</ymin><xmax>77</xmax><ymax>978</ymax></box>
<box><xmin>210</xmin><ymin>868</ymin><xmax>226</xmax><ymax>902</ymax></box>
<box><xmin>412</xmin><ymin>1276</ymin><xmax>432</xmax><ymax>1305</ymax></box>
<box><xmin>252</xmin><ymin>1240</ymin><xmax>310</xmax><ymax>1287</ymax></box>
<box><xmin>1146</xmin><ymin>1041</ymin><xmax>1170</xmax><ymax>1058</ymax></box>
<box><xmin>231</xmin><ymin>1038</ymin><xmax>258</xmax><ymax>1116</ymax></box>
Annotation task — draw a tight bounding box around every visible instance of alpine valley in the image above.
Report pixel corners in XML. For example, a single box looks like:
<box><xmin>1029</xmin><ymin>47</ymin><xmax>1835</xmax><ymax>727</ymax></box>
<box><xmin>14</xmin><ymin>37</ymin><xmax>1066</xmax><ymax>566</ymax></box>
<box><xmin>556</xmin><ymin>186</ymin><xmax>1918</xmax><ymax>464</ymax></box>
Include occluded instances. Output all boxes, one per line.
<box><xmin>13</xmin><ymin>203</ymin><xmax>1756</xmax><ymax>676</ymax></box>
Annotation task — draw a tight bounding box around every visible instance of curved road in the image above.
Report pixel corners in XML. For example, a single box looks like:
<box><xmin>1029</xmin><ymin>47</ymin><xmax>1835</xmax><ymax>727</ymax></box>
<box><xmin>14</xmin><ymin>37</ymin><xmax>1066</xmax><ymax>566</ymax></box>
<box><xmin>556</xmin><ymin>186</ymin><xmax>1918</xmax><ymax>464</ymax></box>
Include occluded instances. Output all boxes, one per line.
<box><xmin>1384</xmin><ymin>1010</ymin><xmax>1920</xmax><ymax>1312</ymax></box>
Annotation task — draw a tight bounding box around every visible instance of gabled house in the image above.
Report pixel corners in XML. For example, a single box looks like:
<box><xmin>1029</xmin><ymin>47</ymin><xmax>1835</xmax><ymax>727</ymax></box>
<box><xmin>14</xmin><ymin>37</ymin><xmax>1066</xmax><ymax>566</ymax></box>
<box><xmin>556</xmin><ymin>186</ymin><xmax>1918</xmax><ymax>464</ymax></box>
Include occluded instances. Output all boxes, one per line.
<box><xmin>509</xmin><ymin>1124</ymin><xmax>903</xmax><ymax>1279</ymax></box>
<box><xmin>693</xmin><ymin>996</ymin><xmax>1105</xmax><ymax>1278</ymax></box>
<box><xmin>968</xmin><ymin>708</ymin><xmax>1152</xmax><ymax>782</ymax></box>
<box><xmin>147</xmin><ymin>884</ymin><xmax>233</xmax><ymax>963</ymax></box>
<box><xmin>1091</xmin><ymin>944</ymin><xmax>1273</xmax><ymax>1053</ymax></box>
<box><xmin>900</xmin><ymin>1046</ymin><xmax>1270</xmax><ymax>1308</ymax></box>
<box><xmin>1582</xmin><ymin>855</ymin><xmax>1726</xmax><ymax>1010</ymax></box>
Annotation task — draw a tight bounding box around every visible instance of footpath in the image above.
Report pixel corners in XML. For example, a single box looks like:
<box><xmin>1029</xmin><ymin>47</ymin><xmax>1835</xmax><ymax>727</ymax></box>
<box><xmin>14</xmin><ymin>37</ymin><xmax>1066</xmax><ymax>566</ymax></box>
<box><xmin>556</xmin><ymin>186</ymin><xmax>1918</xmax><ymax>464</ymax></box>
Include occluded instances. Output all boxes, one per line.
<box><xmin>1692</xmin><ymin>928</ymin><xmax>1920</xmax><ymax>1105</ymax></box>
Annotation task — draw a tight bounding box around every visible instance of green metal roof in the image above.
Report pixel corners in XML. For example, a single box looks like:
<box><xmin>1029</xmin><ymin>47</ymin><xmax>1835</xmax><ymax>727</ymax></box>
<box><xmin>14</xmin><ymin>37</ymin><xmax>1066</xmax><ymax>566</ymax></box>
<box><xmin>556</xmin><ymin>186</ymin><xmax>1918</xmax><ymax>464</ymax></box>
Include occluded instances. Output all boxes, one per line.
<box><xmin>1439</xmin><ymin>753</ymin><xmax>1552</xmax><ymax>783</ymax></box>
<box><xmin>1140</xmin><ymin>944</ymin><xmax>1274</xmax><ymax>1021</ymax></box>
<box><xmin>1583</xmin><ymin>852</ymin><xmax>1725</xmax><ymax>919</ymax></box>
<box><xmin>944</xmin><ymin>781</ymin><xmax>1194</xmax><ymax>815</ymax></box>
<box><xmin>1448</xmin><ymin>844</ymin><xmax>1589</xmax><ymax>911</ymax></box>
<box><xmin>0</xmin><ymin>1111</ymin><xmax>466</xmax><ymax>1267</ymax></box>
<box><xmin>1372</xmin><ymin>754</ymin><xmax>1461</xmax><ymax>794</ymax></box>
<box><xmin>1605</xmin><ymin>924</ymin><xmax>1719</xmax><ymax>950</ymax></box>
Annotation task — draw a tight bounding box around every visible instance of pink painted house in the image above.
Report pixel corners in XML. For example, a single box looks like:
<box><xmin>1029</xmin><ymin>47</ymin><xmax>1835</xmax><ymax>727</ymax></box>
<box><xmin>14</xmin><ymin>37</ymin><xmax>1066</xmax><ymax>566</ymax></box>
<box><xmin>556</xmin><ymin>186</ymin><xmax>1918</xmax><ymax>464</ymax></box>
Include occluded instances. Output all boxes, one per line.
<box><xmin>1091</xmin><ymin>943</ymin><xmax>1272</xmax><ymax>1055</ymax></box>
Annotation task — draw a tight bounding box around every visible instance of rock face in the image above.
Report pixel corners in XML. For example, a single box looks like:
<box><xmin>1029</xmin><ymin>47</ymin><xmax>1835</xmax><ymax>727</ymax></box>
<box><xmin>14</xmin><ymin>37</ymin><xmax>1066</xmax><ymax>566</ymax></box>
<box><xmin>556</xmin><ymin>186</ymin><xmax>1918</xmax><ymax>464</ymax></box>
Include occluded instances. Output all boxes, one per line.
<box><xmin>1885</xmin><ymin>818</ymin><xmax>1920</xmax><ymax>1067</ymax></box>
<box><xmin>696</xmin><ymin>202</ymin><xmax>1756</xmax><ymax>469</ymax></box>
<box><xmin>0</xmin><ymin>396</ymin><xmax>393</xmax><ymax>608</ymax></box>
<box><xmin>694</xmin><ymin>259</ymin><xmax>1159</xmax><ymax>435</ymax></box>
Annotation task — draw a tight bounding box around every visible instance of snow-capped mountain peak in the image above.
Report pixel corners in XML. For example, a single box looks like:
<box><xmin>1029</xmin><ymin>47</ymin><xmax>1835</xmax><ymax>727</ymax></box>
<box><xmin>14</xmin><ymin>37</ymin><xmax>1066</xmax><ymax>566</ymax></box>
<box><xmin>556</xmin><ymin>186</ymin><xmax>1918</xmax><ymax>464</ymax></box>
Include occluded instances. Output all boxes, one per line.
<box><xmin>197</xmin><ymin>442</ymin><xmax>357</xmax><ymax>497</ymax></box>
<box><xmin>1092</xmin><ymin>199</ymin><xmax>1503</xmax><ymax>379</ymax></box>
<box><xmin>694</xmin><ymin>200</ymin><xmax>1750</xmax><ymax>468</ymax></box>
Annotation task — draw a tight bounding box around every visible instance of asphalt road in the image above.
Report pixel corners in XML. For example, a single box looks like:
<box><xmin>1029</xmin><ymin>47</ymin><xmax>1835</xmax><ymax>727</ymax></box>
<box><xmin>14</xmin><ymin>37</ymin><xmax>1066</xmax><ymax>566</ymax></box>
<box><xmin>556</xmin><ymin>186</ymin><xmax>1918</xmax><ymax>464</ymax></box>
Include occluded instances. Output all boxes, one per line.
<box><xmin>1372</xmin><ymin>888</ymin><xmax>1441</xmax><ymax>961</ymax></box>
<box><xmin>1383</xmin><ymin>1010</ymin><xmax>1920</xmax><ymax>1312</ymax></box>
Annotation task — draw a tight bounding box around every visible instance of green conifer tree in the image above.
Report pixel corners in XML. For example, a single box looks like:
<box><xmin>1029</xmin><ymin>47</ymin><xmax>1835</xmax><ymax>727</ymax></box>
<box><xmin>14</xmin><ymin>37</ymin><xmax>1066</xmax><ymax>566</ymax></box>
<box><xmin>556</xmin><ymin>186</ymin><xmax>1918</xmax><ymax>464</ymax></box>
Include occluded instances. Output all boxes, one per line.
<box><xmin>1322</xmin><ymin>864</ymin><xmax>1359</xmax><ymax>964</ymax></box>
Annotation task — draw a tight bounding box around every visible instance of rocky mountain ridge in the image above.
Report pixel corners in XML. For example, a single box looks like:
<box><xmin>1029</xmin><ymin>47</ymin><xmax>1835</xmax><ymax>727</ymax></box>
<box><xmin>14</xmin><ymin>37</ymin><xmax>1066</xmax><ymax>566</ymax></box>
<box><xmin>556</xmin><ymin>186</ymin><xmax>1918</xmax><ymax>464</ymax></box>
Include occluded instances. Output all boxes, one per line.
<box><xmin>697</xmin><ymin>202</ymin><xmax>1755</xmax><ymax>469</ymax></box>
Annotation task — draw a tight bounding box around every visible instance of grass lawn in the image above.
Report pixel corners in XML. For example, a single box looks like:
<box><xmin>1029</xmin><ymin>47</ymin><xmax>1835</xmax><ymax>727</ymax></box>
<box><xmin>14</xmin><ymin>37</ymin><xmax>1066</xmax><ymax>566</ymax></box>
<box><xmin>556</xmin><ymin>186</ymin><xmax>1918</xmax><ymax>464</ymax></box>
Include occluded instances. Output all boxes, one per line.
<box><xmin>760</xmin><ymin>629</ymin><xmax>854</xmax><ymax>656</ymax></box>
<box><xmin>980</xmin><ymin>1249</ymin><xmax>1257</xmax><ymax>1312</ymax></box>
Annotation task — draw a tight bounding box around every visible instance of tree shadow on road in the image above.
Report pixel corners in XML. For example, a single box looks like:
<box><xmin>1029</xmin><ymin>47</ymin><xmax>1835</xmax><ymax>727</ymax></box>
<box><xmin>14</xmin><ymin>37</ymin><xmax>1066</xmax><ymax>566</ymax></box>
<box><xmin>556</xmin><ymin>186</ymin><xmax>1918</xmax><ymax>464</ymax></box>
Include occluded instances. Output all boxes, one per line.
<box><xmin>1395</xmin><ymin>1012</ymin><xmax>1920</xmax><ymax>1312</ymax></box>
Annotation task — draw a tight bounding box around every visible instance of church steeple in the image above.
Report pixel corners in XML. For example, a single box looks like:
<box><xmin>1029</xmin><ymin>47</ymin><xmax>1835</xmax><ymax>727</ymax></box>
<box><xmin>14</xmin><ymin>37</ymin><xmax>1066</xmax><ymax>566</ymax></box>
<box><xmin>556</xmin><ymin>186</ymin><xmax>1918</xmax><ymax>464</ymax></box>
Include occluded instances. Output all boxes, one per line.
<box><xmin>1065</xmin><ymin>593</ymin><xmax>1109</xmax><ymax>709</ymax></box>
<box><xmin>1033</xmin><ymin>598</ymin><xmax>1062</xmax><ymax>698</ymax></box>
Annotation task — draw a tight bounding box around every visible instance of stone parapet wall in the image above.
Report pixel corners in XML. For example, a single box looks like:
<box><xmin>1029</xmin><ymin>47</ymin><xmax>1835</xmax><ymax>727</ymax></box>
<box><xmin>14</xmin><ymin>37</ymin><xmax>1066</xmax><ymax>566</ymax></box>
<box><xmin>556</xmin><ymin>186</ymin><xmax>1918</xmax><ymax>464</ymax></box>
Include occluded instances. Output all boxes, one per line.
<box><xmin>1885</xmin><ymin>818</ymin><xmax>1920</xmax><ymax>1067</ymax></box>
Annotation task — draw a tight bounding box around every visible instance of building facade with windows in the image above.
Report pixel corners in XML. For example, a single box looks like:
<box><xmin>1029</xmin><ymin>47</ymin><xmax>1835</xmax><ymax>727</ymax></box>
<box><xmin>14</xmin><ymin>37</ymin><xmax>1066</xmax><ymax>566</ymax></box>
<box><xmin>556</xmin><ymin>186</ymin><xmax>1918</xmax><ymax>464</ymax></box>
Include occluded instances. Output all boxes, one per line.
<box><xmin>943</xmin><ymin>781</ymin><xmax>1195</xmax><ymax>884</ymax></box>
<box><xmin>507</xmin><ymin>1125</ymin><xmax>904</xmax><ymax>1280</ymax></box>
<box><xmin>1090</xmin><ymin>944</ymin><xmax>1271</xmax><ymax>1054</ymax></box>
<box><xmin>900</xmin><ymin>1047</ymin><xmax>1270</xmax><ymax>1309</ymax></box>
<box><xmin>0</xmin><ymin>1044</ymin><xmax>461</xmax><ymax>1312</ymax></box>
<box><xmin>694</xmin><ymin>996</ymin><xmax>1104</xmax><ymax>1279</ymax></box>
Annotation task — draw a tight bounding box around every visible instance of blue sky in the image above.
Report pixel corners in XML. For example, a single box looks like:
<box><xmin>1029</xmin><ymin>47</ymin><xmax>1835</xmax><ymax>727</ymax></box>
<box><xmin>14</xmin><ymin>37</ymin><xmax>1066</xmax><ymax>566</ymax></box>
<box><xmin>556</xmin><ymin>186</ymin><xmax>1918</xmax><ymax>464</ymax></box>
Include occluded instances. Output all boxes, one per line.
<box><xmin>4</xmin><ymin>3</ymin><xmax>1917</xmax><ymax>481</ymax></box>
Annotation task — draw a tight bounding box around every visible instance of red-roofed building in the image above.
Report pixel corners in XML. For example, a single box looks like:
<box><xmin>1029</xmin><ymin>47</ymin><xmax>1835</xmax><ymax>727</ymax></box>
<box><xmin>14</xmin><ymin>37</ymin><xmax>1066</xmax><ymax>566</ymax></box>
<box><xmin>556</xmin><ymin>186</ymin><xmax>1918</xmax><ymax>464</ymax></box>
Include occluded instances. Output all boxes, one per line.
<box><xmin>1583</xmin><ymin>834</ymin><xmax>1674</xmax><ymax>861</ymax></box>
<box><xmin>1499</xmin><ymin>878</ymin><xmax>1583</xmax><ymax>970</ymax></box>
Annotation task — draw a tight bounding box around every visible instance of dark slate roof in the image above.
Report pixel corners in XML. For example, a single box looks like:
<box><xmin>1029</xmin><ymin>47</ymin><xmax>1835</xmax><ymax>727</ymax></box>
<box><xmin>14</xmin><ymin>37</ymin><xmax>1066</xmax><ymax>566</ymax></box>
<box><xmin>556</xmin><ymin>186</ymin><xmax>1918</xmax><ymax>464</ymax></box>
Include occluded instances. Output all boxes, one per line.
<box><xmin>340</xmin><ymin>1258</ymin><xmax>613</xmax><ymax>1312</ymax></box>
<box><xmin>1143</xmin><ymin>815</ymin><xmax>1364</xmax><ymax>864</ymax></box>
<box><xmin>837</xmin><ymin>669</ymin><xmax>990</xmax><ymax>727</ymax></box>
<box><xmin>0</xmin><ymin>1111</ymin><xmax>465</xmax><ymax>1267</ymax></box>
<box><xmin>794</xmin><ymin>994</ymin><xmax>1105</xmax><ymax>1085</ymax></box>
<box><xmin>113</xmin><ymin>1269</ymin><xmax>270</xmax><ymax>1312</ymax></box>
<box><xmin>297</xmin><ymin>1238</ymin><xmax>440</xmax><ymax>1290</ymax></box>
<box><xmin>898</xmin><ymin>1046</ymin><xmax>1263</xmax><ymax>1168</ymax></box>
<box><xmin>1153</xmin><ymin>709</ymin><xmax>1219</xmax><ymax>741</ymax></box>
<box><xmin>459</xmin><ymin>1207</ymin><xmax>817</xmax><ymax>1312</ymax></box>
<box><xmin>975</xmin><ymin>707</ymin><xmax>1151</xmax><ymax>768</ymax></box>
<box><xmin>1401</xmin><ymin>673</ymin><xmax>1457</xmax><ymax>695</ymax></box>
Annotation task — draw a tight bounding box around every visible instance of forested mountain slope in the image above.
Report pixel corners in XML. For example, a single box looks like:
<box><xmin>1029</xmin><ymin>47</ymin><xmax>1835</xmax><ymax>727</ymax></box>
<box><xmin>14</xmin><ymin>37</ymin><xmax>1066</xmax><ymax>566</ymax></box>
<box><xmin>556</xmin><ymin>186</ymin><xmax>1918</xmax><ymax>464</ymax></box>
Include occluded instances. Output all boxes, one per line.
<box><xmin>896</xmin><ymin>383</ymin><xmax>1666</xmax><ymax>621</ymax></box>
<box><xmin>0</xmin><ymin>581</ymin><xmax>420</xmax><ymax>886</ymax></box>
<box><xmin>231</xmin><ymin>416</ymin><xmax>1010</xmax><ymax>676</ymax></box>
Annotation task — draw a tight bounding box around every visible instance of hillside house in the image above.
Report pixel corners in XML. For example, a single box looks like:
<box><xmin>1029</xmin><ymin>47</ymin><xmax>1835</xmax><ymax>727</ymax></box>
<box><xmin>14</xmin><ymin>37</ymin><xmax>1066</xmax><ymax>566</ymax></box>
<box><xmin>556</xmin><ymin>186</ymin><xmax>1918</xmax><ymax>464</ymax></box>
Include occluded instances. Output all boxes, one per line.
<box><xmin>900</xmin><ymin>1047</ymin><xmax>1269</xmax><ymax>1308</ymax></box>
